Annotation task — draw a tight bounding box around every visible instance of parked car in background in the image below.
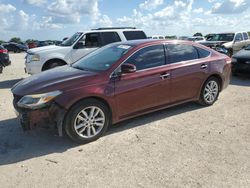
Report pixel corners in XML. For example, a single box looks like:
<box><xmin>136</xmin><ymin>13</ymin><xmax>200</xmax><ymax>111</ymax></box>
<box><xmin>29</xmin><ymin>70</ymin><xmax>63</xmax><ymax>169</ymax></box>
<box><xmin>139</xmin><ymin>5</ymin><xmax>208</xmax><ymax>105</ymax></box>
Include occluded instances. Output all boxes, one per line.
<box><xmin>12</xmin><ymin>39</ymin><xmax>231</xmax><ymax>143</ymax></box>
<box><xmin>28</xmin><ymin>42</ymin><xmax>37</xmax><ymax>49</ymax></box>
<box><xmin>25</xmin><ymin>27</ymin><xmax>147</xmax><ymax>74</ymax></box>
<box><xmin>151</xmin><ymin>35</ymin><xmax>165</xmax><ymax>39</ymax></box>
<box><xmin>0</xmin><ymin>45</ymin><xmax>11</xmax><ymax>66</ymax></box>
<box><xmin>232</xmin><ymin>44</ymin><xmax>250</xmax><ymax>76</ymax></box>
<box><xmin>200</xmin><ymin>32</ymin><xmax>250</xmax><ymax>56</ymax></box>
<box><xmin>188</xmin><ymin>36</ymin><xmax>206</xmax><ymax>42</ymax></box>
<box><xmin>2</xmin><ymin>42</ymin><xmax>28</xmax><ymax>53</ymax></box>
<box><xmin>0</xmin><ymin>45</ymin><xmax>11</xmax><ymax>73</ymax></box>
<box><xmin>178</xmin><ymin>36</ymin><xmax>189</xmax><ymax>41</ymax></box>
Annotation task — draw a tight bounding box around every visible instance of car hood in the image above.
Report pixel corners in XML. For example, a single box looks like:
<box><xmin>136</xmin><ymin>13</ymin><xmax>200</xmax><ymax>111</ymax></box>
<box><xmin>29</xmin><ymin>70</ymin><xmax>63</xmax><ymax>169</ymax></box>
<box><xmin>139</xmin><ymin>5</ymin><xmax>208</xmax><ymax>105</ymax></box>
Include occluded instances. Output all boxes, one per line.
<box><xmin>12</xmin><ymin>66</ymin><xmax>97</xmax><ymax>96</ymax></box>
<box><xmin>233</xmin><ymin>49</ymin><xmax>250</xmax><ymax>59</ymax></box>
<box><xmin>27</xmin><ymin>45</ymin><xmax>68</xmax><ymax>54</ymax></box>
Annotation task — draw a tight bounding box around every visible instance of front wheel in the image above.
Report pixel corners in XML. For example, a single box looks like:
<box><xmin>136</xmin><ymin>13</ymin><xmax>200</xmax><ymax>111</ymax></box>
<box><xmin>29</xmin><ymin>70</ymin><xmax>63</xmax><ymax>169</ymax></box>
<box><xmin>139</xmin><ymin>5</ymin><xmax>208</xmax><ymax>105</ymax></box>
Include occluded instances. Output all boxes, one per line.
<box><xmin>64</xmin><ymin>99</ymin><xmax>110</xmax><ymax>144</ymax></box>
<box><xmin>199</xmin><ymin>77</ymin><xmax>220</xmax><ymax>106</ymax></box>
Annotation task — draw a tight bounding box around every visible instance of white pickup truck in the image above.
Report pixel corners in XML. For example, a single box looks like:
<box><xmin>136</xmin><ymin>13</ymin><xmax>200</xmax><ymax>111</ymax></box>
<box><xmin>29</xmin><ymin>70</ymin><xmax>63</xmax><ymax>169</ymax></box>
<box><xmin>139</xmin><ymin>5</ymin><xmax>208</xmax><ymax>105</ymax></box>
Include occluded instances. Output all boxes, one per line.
<box><xmin>200</xmin><ymin>32</ymin><xmax>250</xmax><ymax>56</ymax></box>
<box><xmin>25</xmin><ymin>27</ymin><xmax>147</xmax><ymax>75</ymax></box>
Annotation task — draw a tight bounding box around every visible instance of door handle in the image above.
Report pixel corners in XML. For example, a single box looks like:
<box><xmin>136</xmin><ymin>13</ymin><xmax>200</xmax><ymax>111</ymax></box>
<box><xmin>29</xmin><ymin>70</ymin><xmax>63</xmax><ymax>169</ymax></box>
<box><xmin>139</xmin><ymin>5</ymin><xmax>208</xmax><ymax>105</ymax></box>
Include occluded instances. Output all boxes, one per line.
<box><xmin>160</xmin><ymin>73</ymin><xmax>170</xmax><ymax>80</ymax></box>
<box><xmin>201</xmin><ymin>64</ymin><xmax>208</xmax><ymax>69</ymax></box>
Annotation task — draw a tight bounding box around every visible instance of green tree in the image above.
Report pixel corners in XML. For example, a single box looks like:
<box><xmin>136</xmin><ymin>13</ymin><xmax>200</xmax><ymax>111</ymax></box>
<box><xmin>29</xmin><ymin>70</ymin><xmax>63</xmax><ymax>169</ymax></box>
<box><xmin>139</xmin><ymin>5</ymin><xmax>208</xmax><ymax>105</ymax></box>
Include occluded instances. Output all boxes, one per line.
<box><xmin>0</xmin><ymin>40</ymin><xmax>5</xmax><ymax>44</ymax></box>
<box><xmin>9</xmin><ymin>37</ymin><xmax>22</xmax><ymax>43</ymax></box>
<box><xmin>193</xmin><ymin>32</ymin><xmax>203</xmax><ymax>37</ymax></box>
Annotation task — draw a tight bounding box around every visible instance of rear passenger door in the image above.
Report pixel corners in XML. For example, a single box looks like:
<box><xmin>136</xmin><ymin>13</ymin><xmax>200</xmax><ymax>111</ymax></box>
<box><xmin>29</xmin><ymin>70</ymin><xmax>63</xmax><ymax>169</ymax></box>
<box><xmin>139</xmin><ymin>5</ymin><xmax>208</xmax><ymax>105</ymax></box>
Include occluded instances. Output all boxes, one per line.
<box><xmin>123</xmin><ymin>31</ymin><xmax>147</xmax><ymax>40</ymax></box>
<box><xmin>166</xmin><ymin>44</ymin><xmax>210</xmax><ymax>103</ymax></box>
<box><xmin>100</xmin><ymin>32</ymin><xmax>121</xmax><ymax>46</ymax></box>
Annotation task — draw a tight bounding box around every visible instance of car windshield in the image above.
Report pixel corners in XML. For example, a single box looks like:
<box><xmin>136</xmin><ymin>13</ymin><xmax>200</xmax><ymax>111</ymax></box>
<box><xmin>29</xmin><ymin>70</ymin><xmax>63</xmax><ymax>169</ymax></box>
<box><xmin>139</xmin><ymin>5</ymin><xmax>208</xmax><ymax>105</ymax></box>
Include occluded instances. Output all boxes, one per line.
<box><xmin>60</xmin><ymin>32</ymin><xmax>83</xmax><ymax>47</ymax></box>
<box><xmin>208</xmin><ymin>33</ymin><xmax>235</xmax><ymax>42</ymax></box>
<box><xmin>72</xmin><ymin>44</ymin><xmax>134</xmax><ymax>72</ymax></box>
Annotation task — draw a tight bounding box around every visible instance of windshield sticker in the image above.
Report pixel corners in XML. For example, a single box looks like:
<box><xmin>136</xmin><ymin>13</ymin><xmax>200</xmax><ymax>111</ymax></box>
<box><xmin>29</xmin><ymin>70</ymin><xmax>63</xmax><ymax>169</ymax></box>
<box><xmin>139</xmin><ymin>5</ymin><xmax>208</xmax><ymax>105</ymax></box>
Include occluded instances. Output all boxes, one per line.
<box><xmin>117</xmin><ymin>45</ymin><xmax>131</xmax><ymax>50</ymax></box>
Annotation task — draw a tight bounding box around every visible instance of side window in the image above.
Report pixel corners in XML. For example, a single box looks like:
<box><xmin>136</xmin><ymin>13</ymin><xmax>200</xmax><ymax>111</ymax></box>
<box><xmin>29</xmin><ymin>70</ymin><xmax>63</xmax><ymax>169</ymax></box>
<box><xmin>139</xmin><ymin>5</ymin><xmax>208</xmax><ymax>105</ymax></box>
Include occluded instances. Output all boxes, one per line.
<box><xmin>243</xmin><ymin>32</ymin><xmax>249</xmax><ymax>40</ymax></box>
<box><xmin>101</xmin><ymin>32</ymin><xmax>121</xmax><ymax>46</ymax></box>
<box><xmin>85</xmin><ymin>33</ymin><xmax>101</xmax><ymax>47</ymax></box>
<box><xmin>167</xmin><ymin>44</ymin><xmax>198</xmax><ymax>64</ymax></box>
<box><xmin>123</xmin><ymin>31</ymin><xmax>147</xmax><ymax>40</ymax></box>
<box><xmin>195</xmin><ymin>47</ymin><xmax>211</xmax><ymax>58</ymax></box>
<box><xmin>235</xmin><ymin>33</ymin><xmax>243</xmax><ymax>42</ymax></box>
<box><xmin>125</xmin><ymin>45</ymin><xmax>165</xmax><ymax>70</ymax></box>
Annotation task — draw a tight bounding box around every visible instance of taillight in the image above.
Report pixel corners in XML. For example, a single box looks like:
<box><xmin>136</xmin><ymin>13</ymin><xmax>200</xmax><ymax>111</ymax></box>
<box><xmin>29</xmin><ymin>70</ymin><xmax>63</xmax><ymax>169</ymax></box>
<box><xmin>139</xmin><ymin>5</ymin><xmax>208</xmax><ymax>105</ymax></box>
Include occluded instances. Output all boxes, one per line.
<box><xmin>0</xmin><ymin>49</ymin><xmax>8</xmax><ymax>53</ymax></box>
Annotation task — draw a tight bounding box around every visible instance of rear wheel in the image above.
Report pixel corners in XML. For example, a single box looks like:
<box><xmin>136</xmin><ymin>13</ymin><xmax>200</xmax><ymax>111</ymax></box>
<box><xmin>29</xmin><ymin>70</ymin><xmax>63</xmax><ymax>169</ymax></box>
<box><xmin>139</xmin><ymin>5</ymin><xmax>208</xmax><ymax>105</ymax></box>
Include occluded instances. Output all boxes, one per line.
<box><xmin>199</xmin><ymin>77</ymin><xmax>220</xmax><ymax>106</ymax></box>
<box><xmin>64</xmin><ymin>99</ymin><xmax>110</xmax><ymax>144</ymax></box>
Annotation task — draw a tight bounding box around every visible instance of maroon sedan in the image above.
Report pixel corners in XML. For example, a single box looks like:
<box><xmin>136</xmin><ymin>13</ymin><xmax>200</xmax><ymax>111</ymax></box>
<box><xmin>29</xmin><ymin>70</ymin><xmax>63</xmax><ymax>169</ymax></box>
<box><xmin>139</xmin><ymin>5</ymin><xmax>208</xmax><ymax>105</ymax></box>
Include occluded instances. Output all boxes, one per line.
<box><xmin>12</xmin><ymin>40</ymin><xmax>231</xmax><ymax>143</ymax></box>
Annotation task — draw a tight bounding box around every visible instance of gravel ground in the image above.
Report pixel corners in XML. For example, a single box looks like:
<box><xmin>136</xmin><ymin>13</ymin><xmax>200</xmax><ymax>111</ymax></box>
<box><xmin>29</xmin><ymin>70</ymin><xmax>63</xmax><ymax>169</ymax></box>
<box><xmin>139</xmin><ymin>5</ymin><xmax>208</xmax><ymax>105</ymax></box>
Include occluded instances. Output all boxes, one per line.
<box><xmin>0</xmin><ymin>53</ymin><xmax>250</xmax><ymax>188</ymax></box>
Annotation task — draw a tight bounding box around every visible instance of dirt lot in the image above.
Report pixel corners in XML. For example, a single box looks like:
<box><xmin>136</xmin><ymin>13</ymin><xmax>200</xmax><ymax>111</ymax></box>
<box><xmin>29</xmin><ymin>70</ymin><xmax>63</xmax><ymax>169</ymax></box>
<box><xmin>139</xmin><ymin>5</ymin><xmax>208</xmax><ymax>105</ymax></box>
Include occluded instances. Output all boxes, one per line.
<box><xmin>0</xmin><ymin>53</ymin><xmax>250</xmax><ymax>188</ymax></box>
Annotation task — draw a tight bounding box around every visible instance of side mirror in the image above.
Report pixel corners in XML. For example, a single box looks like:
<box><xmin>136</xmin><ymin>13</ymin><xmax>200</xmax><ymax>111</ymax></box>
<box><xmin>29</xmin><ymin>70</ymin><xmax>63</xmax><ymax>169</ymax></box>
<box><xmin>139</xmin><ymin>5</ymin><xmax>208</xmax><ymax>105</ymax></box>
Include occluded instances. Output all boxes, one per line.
<box><xmin>73</xmin><ymin>41</ymin><xmax>85</xmax><ymax>49</ymax></box>
<box><xmin>121</xmin><ymin>63</ymin><xmax>136</xmax><ymax>74</ymax></box>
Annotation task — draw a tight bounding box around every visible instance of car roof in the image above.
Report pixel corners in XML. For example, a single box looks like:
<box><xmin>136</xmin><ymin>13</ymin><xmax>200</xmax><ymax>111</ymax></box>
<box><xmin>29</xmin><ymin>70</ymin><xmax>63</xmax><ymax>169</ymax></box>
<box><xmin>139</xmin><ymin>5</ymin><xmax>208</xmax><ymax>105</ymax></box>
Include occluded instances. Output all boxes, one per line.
<box><xmin>77</xmin><ymin>29</ymin><xmax>145</xmax><ymax>33</ymax></box>
<box><xmin>113</xmin><ymin>39</ymin><xmax>197</xmax><ymax>47</ymax></box>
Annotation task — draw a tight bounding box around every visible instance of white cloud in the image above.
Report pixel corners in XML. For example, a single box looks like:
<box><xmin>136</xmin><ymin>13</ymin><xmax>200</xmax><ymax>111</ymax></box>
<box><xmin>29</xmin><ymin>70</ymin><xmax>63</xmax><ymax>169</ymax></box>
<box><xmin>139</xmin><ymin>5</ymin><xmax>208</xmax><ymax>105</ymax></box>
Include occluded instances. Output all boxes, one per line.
<box><xmin>139</xmin><ymin>0</ymin><xmax>164</xmax><ymax>11</ymax></box>
<box><xmin>193</xmin><ymin>8</ymin><xmax>204</xmax><ymax>13</ymax></box>
<box><xmin>96</xmin><ymin>15</ymin><xmax>113</xmax><ymax>27</ymax></box>
<box><xmin>47</xmin><ymin>0</ymin><xmax>100</xmax><ymax>24</ymax></box>
<box><xmin>0</xmin><ymin>4</ymin><xmax>16</xmax><ymax>13</ymax></box>
<box><xmin>23</xmin><ymin>0</ymin><xmax>47</xmax><ymax>6</ymax></box>
<box><xmin>212</xmin><ymin>0</ymin><xmax>250</xmax><ymax>14</ymax></box>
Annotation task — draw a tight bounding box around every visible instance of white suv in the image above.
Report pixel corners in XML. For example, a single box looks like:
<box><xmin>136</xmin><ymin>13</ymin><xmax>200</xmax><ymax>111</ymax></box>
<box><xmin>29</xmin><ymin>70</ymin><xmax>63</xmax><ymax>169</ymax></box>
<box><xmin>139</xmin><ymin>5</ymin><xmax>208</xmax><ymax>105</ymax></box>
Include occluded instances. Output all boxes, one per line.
<box><xmin>25</xmin><ymin>27</ymin><xmax>147</xmax><ymax>74</ymax></box>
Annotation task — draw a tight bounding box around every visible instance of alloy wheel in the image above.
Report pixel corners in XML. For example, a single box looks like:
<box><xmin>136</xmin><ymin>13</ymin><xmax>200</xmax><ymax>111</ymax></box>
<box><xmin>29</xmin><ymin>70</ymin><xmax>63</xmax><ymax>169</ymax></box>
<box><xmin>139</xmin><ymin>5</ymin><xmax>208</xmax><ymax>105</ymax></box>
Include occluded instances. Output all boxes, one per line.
<box><xmin>74</xmin><ymin>106</ymin><xmax>105</xmax><ymax>138</ymax></box>
<box><xmin>203</xmin><ymin>80</ymin><xmax>219</xmax><ymax>104</ymax></box>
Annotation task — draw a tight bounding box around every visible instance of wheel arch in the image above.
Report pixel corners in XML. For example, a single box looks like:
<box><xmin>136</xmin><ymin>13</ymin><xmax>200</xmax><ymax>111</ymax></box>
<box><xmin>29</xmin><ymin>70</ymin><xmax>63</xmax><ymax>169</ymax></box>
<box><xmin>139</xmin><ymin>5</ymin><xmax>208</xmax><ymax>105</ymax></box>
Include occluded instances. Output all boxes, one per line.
<box><xmin>198</xmin><ymin>73</ymin><xmax>223</xmax><ymax>99</ymax></box>
<box><xmin>42</xmin><ymin>58</ymin><xmax>67</xmax><ymax>71</ymax></box>
<box><xmin>62</xmin><ymin>96</ymin><xmax>113</xmax><ymax>125</ymax></box>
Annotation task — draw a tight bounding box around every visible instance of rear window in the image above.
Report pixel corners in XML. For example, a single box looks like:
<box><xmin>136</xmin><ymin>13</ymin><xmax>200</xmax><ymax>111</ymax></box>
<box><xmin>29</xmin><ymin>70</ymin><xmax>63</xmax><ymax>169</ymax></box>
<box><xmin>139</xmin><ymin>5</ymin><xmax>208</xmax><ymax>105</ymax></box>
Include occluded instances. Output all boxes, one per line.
<box><xmin>243</xmin><ymin>32</ymin><xmax>249</xmax><ymax>40</ymax></box>
<box><xmin>123</xmin><ymin>31</ymin><xmax>147</xmax><ymax>40</ymax></box>
<box><xmin>196</xmin><ymin>47</ymin><xmax>211</xmax><ymax>58</ymax></box>
<box><xmin>167</xmin><ymin>44</ymin><xmax>199</xmax><ymax>64</ymax></box>
<box><xmin>101</xmin><ymin>32</ymin><xmax>121</xmax><ymax>46</ymax></box>
<box><xmin>0</xmin><ymin>45</ymin><xmax>4</xmax><ymax>50</ymax></box>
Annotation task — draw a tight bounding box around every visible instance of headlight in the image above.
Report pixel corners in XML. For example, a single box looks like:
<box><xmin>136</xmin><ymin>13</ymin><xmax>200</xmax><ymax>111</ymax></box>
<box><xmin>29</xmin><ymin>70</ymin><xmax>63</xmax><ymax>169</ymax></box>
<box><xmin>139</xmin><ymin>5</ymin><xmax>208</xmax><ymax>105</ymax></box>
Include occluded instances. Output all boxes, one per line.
<box><xmin>31</xmin><ymin>54</ymin><xmax>40</xmax><ymax>61</ymax></box>
<box><xmin>17</xmin><ymin>90</ymin><xmax>62</xmax><ymax>109</ymax></box>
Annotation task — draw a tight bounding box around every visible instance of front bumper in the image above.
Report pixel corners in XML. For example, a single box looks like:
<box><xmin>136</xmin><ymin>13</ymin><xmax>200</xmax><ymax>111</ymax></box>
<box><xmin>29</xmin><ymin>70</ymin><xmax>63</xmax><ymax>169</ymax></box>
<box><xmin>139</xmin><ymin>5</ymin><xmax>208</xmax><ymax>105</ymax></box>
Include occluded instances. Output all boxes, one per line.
<box><xmin>13</xmin><ymin>95</ymin><xmax>66</xmax><ymax>136</ymax></box>
<box><xmin>25</xmin><ymin>59</ymin><xmax>43</xmax><ymax>75</ymax></box>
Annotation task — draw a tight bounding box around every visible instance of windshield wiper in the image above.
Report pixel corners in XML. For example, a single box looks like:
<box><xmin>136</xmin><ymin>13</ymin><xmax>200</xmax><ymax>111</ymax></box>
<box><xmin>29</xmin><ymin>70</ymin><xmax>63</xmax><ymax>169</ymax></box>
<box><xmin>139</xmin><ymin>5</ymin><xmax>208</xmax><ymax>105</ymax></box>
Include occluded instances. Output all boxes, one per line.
<box><xmin>73</xmin><ymin>66</ymin><xmax>90</xmax><ymax>71</ymax></box>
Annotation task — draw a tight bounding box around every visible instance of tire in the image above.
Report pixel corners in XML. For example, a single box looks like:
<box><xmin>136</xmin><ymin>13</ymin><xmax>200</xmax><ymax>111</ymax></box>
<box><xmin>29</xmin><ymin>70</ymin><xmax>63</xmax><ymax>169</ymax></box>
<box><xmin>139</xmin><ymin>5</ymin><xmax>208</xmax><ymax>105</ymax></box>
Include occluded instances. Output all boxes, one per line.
<box><xmin>43</xmin><ymin>61</ymin><xmax>65</xmax><ymax>71</ymax></box>
<box><xmin>64</xmin><ymin>99</ymin><xmax>111</xmax><ymax>144</ymax></box>
<box><xmin>198</xmin><ymin>77</ymin><xmax>220</xmax><ymax>106</ymax></box>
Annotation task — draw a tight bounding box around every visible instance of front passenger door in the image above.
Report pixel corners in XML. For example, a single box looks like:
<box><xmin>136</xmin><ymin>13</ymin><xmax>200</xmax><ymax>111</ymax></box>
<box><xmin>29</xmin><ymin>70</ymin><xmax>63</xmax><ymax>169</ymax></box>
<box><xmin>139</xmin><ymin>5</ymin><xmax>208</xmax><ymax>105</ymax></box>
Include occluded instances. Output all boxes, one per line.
<box><xmin>114</xmin><ymin>45</ymin><xmax>171</xmax><ymax>119</ymax></box>
<box><xmin>71</xmin><ymin>33</ymin><xmax>101</xmax><ymax>63</ymax></box>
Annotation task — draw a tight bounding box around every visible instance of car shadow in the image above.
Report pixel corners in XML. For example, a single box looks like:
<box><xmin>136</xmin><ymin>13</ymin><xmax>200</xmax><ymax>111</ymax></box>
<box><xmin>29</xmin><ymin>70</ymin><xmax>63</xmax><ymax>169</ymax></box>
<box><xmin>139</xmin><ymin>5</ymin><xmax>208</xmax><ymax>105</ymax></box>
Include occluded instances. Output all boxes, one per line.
<box><xmin>0</xmin><ymin>78</ymin><xmax>23</xmax><ymax>89</ymax></box>
<box><xmin>230</xmin><ymin>76</ymin><xmax>250</xmax><ymax>87</ymax></box>
<box><xmin>0</xmin><ymin>102</ymin><xmax>203</xmax><ymax>165</ymax></box>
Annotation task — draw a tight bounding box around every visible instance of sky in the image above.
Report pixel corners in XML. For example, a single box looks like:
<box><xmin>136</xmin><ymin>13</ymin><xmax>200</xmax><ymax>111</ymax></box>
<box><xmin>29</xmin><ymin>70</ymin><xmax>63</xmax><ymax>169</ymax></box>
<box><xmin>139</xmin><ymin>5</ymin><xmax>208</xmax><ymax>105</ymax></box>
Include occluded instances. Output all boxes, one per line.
<box><xmin>0</xmin><ymin>0</ymin><xmax>250</xmax><ymax>41</ymax></box>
